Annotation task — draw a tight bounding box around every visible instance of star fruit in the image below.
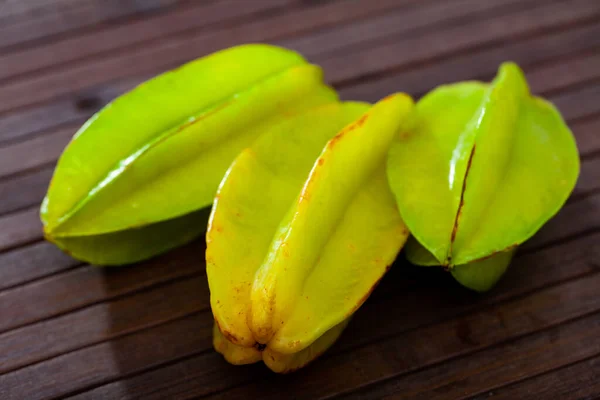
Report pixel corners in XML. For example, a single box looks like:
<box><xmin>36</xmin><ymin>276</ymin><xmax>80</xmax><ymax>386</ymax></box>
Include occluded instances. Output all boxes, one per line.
<box><xmin>206</xmin><ymin>94</ymin><xmax>413</xmax><ymax>372</ymax></box>
<box><xmin>387</xmin><ymin>62</ymin><xmax>580</xmax><ymax>292</ymax></box>
<box><xmin>41</xmin><ymin>44</ymin><xmax>337</xmax><ymax>265</ymax></box>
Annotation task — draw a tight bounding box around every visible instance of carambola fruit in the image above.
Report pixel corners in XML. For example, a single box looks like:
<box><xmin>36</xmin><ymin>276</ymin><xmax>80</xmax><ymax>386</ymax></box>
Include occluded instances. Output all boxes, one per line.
<box><xmin>386</xmin><ymin>62</ymin><xmax>580</xmax><ymax>291</ymax></box>
<box><xmin>206</xmin><ymin>94</ymin><xmax>413</xmax><ymax>372</ymax></box>
<box><xmin>41</xmin><ymin>44</ymin><xmax>337</xmax><ymax>265</ymax></box>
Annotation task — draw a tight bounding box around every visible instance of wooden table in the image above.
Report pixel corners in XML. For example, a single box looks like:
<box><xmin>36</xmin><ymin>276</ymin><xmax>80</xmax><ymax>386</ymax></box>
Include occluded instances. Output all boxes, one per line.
<box><xmin>1</xmin><ymin>0</ymin><xmax>599</xmax><ymax>398</ymax></box>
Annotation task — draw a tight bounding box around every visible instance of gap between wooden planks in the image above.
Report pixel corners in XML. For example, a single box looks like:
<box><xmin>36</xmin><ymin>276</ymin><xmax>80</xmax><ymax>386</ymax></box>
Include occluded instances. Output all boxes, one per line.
<box><xmin>0</xmin><ymin>0</ymin><xmax>572</xmax><ymax>116</ymax></box>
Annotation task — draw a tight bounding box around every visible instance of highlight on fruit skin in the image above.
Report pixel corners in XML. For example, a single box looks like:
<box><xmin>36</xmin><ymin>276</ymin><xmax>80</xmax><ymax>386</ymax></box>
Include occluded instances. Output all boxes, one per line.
<box><xmin>41</xmin><ymin>44</ymin><xmax>337</xmax><ymax>265</ymax></box>
<box><xmin>387</xmin><ymin>62</ymin><xmax>580</xmax><ymax>292</ymax></box>
<box><xmin>206</xmin><ymin>94</ymin><xmax>414</xmax><ymax>372</ymax></box>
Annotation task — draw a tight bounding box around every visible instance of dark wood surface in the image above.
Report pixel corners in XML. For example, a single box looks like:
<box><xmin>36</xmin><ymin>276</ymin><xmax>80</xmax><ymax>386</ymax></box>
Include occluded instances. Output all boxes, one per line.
<box><xmin>1</xmin><ymin>0</ymin><xmax>599</xmax><ymax>399</ymax></box>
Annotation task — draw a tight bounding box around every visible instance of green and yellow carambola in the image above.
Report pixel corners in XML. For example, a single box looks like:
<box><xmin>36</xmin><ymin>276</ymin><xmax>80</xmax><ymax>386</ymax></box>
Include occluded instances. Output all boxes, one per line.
<box><xmin>387</xmin><ymin>63</ymin><xmax>580</xmax><ymax>292</ymax></box>
<box><xmin>207</xmin><ymin>94</ymin><xmax>413</xmax><ymax>372</ymax></box>
<box><xmin>41</xmin><ymin>44</ymin><xmax>337</xmax><ymax>265</ymax></box>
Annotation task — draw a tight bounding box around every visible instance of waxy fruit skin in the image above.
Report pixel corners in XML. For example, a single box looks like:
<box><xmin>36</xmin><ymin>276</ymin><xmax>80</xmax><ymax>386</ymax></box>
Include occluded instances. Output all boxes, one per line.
<box><xmin>387</xmin><ymin>63</ymin><xmax>580</xmax><ymax>291</ymax></box>
<box><xmin>41</xmin><ymin>44</ymin><xmax>337</xmax><ymax>265</ymax></box>
<box><xmin>207</xmin><ymin>95</ymin><xmax>413</xmax><ymax>372</ymax></box>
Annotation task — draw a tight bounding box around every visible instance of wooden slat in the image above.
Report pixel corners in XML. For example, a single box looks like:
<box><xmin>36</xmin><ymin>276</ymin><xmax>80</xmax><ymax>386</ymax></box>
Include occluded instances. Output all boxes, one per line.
<box><xmin>0</xmin><ymin>166</ymin><xmax>53</xmax><ymax>217</ymax></box>
<box><xmin>523</xmin><ymin>192</ymin><xmax>600</xmax><ymax>251</ymax></box>
<box><xmin>0</xmin><ymin>126</ymin><xmax>73</xmax><ymax>177</ymax></box>
<box><xmin>471</xmin><ymin>355</ymin><xmax>600</xmax><ymax>400</ymax></box>
<box><xmin>0</xmin><ymin>275</ymin><xmax>207</xmax><ymax>374</ymax></box>
<box><xmin>573</xmin><ymin>156</ymin><xmax>600</xmax><ymax>199</ymax></box>
<box><xmin>572</xmin><ymin>115</ymin><xmax>600</xmax><ymax>159</ymax></box>
<box><xmin>0</xmin><ymin>208</ymin><xmax>40</xmax><ymax>253</ymax></box>
<box><xmin>0</xmin><ymin>0</ymin><xmax>418</xmax><ymax>83</ymax></box>
<box><xmin>0</xmin><ymin>0</ymin><xmax>183</xmax><ymax>52</ymax></box>
<box><xmin>339</xmin><ymin>313</ymin><xmax>600</xmax><ymax>400</ymax></box>
<box><xmin>0</xmin><ymin>0</ymin><xmax>554</xmax><ymax>114</ymax></box>
<box><xmin>321</xmin><ymin>0</ymin><xmax>600</xmax><ymax>84</ymax></box>
<box><xmin>0</xmin><ymin>83</ymin><xmax>132</xmax><ymax>145</ymax></box>
<box><xmin>0</xmin><ymin>314</ymin><xmax>210</xmax><ymax>400</ymax></box>
<box><xmin>66</xmin><ymin>266</ymin><xmax>600</xmax><ymax>400</ymax></box>
<box><xmin>0</xmin><ymin>242</ymin><xmax>79</xmax><ymax>291</ymax></box>
<box><xmin>275</xmin><ymin>0</ymin><xmax>529</xmax><ymax>58</ymax></box>
<box><xmin>553</xmin><ymin>84</ymin><xmax>600</xmax><ymax>121</ymax></box>
<box><xmin>338</xmin><ymin>25</ymin><xmax>600</xmax><ymax>102</ymax></box>
<box><xmin>0</xmin><ymin>241</ymin><xmax>203</xmax><ymax>334</ymax></box>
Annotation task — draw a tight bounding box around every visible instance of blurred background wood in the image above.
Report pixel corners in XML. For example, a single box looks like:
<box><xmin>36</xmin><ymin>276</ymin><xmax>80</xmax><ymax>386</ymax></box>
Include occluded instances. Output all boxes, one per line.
<box><xmin>0</xmin><ymin>0</ymin><xmax>599</xmax><ymax>398</ymax></box>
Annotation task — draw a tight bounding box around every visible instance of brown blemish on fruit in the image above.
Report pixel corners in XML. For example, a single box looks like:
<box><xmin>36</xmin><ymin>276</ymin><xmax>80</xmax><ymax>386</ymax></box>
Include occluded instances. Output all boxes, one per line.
<box><xmin>318</xmin><ymin>158</ymin><xmax>324</xmax><ymax>166</ymax></box>
<box><xmin>222</xmin><ymin>330</ymin><xmax>238</xmax><ymax>344</ymax></box>
<box><xmin>449</xmin><ymin>145</ymin><xmax>476</xmax><ymax>260</ymax></box>
<box><xmin>356</xmin><ymin>114</ymin><xmax>368</xmax><ymax>127</ymax></box>
<box><xmin>328</xmin><ymin>114</ymin><xmax>368</xmax><ymax>148</ymax></box>
<box><xmin>214</xmin><ymin>319</ymin><xmax>241</xmax><ymax>345</ymax></box>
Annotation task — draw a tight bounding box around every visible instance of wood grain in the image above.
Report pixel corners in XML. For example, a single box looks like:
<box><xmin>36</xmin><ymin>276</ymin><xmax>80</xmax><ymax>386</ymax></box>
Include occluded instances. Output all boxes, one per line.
<box><xmin>0</xmin><ymin>0</ymin><xmax>413</xmax><ymax>83</ymax></box>
<box><xmin>0</xmin><ymin>0</ymin><xmax>431</xmax><ymax>114</ymax></box>
<box><xmin>0</xmin><ymin>240</ymin><xmax>204</xmax><ymax>334</ymax></box>
<box><xmin>470</xmin><ymin>355</ymin><xmax>600</xmax><ymax>400</ymax></box>
<box><xmin>339</xmin><ymin>311</ymin><xmax>600</xmax><ymax>400</ymax></box>
<box><xmin>69</xmin><ymin>264</ymin><xmax>600</xmax><ymax>400</ymax></box>
<box><xmin>0</xmin><ymin>241</ymin><xmax>79</xmax><ymax>291</ymax></box>
<box><xmin>0</xmin><ymin>0</ymin><xmax>184</xmax><ymax>52</ymax></box>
